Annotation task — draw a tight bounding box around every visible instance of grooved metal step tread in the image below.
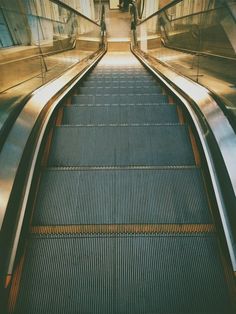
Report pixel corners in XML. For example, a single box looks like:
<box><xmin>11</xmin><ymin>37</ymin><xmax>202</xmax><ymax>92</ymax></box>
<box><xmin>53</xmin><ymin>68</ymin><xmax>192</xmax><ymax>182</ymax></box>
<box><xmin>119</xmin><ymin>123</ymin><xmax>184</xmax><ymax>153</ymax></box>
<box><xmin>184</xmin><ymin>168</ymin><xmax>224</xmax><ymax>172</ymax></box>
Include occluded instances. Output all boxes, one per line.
<box><xmin>81</xmin><ymin>77</ymin><xmax>157</xmax><ymax>86</ymax></box>
<box><xmin>95</xmin><ymin>65</ymin><xmax>144</xmax><ymax>67</ymax></box>
<box><xmin>91</xmin><ymin>68</ymin><xmax>145</xmax><ymax>72</ymax></box>
<box><xmin>13</xmin><ymin>234</ymin><xmax>232</xmax><ymax>314</ymax></box>
<box><xmin>91</xmin><ymin>67</ymin><xmax>147</xmax><ymax>71</ymax></box>
<box><xmin>32</xmin><ymin>168</ymin><xmax>212</xmax><ymax>226</ymax></box>
<box><xmin>90</xmin><ymin>72</ymin><xmax>149</xmax><ymax>76</ymax></box>
<box><xmin>48</xmin><ymin>125</ymin><xmax>195</xmax><ymax>167</ymax></box>
<box><xmin>80</xmin><ymin>81</ymin><xmax>160</xmax><ymax>88</ymax></box>
<box><xmin>84</xmin><ymin>74</ymin><xmax>157</xmax><ymax>82</ymax></box>
<box><xmin>90</xmin><ymin>71</ymin><xmax>148</xmax><ymax>75</ymax></box>
<box><xmin>86</xmin><ymin>75</ymin><xmax>153</xmax><ymax>79</ymax></box>
<box><xmin>69</xmin><ymin>103</ymin><xmax>170</xmax><ymax>107</ymax></box>
<box><xmin>72</xmin><ymin>94</ymin><xmax>168</xmax><ymax>105</ymax></box>
<box><xmin>62</xmin><ymin>105</ymin><xmax>178</xmax><ymax>125</ymax></box>
<box><xmin>77</xmin><ymin>86</ymin><xmax>162</xmax><ymax>95</ymax></box>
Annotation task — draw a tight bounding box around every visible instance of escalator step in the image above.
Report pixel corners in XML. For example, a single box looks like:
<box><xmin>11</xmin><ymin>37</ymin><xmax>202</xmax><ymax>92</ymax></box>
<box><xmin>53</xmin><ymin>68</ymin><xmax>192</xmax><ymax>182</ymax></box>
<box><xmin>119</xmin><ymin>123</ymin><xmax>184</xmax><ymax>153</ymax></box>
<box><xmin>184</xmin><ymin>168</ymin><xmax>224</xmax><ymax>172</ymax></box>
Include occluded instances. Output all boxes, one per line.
<box><xmin>86</xmin><ymin>75</ymin><xmax>153</xmax><ymax>79</ymax></box>
<box><xmin>81</xmin><ymin>81</ymin><xmax>160</xmax><ymax>88</ymax></box>
<box><xmin>48</xmin><ymin>125</ymin><xmax>195</xmax><ymax>167</ymax></box>
<box><xmin>13</xmin><ymin>234</ymin><xmax>232</xmax><ymax>314</ymax></box>
<box><xmin>91</xmin><ymin>68</ymin><xmax>145</xmax><ymax>73</ymax></box>
<box><xmin>90</xmin><ymin>71</ymin><xmax>147</xmax><ymax>75</ymax></box>
<box><xmin>95</xmin><ymin>66</ymin><xmax>144</xmax><ymax>70</ymax></box>
<box><xmin>62</xmin><ymin>105</ymin><xmax>178</xmax><ymax>125</ymax></box>
<box><xmin>32</xmin><ymin>168</ymin><xmax>212</xmax><ymax>225</ymax></box>
<box><xmin>83</xmin><ymin>76</ymin><xmax>156</xmax><ymax>81</ymax></box>
<box><xmin>72</xmin><ymin>94</ymin><xmax>168</xmax><ymax>105</ymax></box>
<box><xmin>77</xmin><ymin>86</ymin><xmax>162</xmax><ymax>95</ymax></box>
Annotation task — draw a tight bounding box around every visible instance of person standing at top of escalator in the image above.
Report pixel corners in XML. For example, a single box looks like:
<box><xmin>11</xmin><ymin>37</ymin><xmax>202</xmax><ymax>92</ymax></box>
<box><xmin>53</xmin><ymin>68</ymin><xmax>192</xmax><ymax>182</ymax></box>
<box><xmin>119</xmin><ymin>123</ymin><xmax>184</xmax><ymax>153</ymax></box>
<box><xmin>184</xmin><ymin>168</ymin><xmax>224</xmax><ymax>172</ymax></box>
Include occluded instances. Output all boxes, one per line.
<box><xmin>118</xmin><ymin>0</ymin><xmax>131</xmax><ymax>12</ymax></box>
<box><xmin>122</xmin><ymin>0</ymin><xmax>131</xmax><ymax>12</ymax></box>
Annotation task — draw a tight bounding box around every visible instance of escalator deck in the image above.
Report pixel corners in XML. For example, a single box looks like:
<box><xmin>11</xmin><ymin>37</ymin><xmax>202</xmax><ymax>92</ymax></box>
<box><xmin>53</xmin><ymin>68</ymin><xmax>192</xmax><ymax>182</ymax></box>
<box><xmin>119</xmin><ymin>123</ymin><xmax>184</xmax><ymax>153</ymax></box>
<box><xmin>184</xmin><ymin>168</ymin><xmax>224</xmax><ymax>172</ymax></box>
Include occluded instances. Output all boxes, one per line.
<box><xmin>9</xmin><ymin>57</ymin><xmax>235</xmax><ymax>313</ymax></box>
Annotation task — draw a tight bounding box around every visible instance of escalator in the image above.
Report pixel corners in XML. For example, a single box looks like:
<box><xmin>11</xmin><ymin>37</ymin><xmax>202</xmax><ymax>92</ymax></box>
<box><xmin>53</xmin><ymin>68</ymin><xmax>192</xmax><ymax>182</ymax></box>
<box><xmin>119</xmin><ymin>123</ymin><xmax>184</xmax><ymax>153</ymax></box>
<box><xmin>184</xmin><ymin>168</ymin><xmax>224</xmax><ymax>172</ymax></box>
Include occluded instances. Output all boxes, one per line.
<box><xmin>6</xmin><ymin>51</ymin><xmax>236</xmax><ymax>314</ymax></box>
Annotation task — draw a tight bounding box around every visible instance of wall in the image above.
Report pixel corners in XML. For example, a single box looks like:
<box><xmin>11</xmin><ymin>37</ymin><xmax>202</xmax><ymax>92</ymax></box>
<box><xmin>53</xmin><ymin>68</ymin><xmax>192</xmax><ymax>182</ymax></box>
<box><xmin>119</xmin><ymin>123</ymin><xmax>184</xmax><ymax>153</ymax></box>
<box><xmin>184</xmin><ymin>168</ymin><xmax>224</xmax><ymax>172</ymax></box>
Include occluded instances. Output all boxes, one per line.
<box><xmin>143</xmin><ymin>0</ymin><xmax>160</xmax><ymax>18</ymax></box>
<box><xmin>61</xmin><ymin>0</ymin><xmax>95</xmax><ymax>19</ymax></box>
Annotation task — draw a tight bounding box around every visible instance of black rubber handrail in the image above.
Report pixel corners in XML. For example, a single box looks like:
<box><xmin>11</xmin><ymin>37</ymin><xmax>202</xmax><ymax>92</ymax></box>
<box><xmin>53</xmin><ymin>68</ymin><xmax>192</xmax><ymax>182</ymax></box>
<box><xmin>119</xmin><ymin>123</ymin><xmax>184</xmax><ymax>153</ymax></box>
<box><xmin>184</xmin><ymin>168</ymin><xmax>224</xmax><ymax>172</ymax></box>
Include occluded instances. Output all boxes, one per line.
<box><xmin>137</xmin><ymin>0</ymin><xmax>145</xmax><ymax>19</ymax></box>
<box><xmin>133</xmin><ymin>0</ymin><xmax>236</xmax><ymax>61</ymax></box>
<box><xmin>0</xmin><ymin>45</ymin><xmax>77</xmax><ymax>66</ymax></box>
<box><xmin>137</xmin><ymin>0</ymin><xmax>182</xmax><ymax>25</ymax></box>
<box><xmin>225</xmin><ymin>0</ymin><xmax>236</xmax><ymax>24</ymax></box>
<box><xmin>137</xmin><ymin>0</ymin><xmax>230</xmax><ymax>25</ymax></box>
<box><xmin>163</xmin><ymin>42</ymin><xmax>236</xmax><ymax>61</ymax></box>
<box><xmin>50</xmin><ymin>0</ymin><xmax>100</xmax><ymax>26</ymax></box>
<box><xmin>100</xmin><ymin>4</ymin><xmax>106</xmax><ymax>32</ymax></box>
<box><xmin>169</xmin><ymin>5</ymin><xmax>226</xmax><ymax>22</ymax></box>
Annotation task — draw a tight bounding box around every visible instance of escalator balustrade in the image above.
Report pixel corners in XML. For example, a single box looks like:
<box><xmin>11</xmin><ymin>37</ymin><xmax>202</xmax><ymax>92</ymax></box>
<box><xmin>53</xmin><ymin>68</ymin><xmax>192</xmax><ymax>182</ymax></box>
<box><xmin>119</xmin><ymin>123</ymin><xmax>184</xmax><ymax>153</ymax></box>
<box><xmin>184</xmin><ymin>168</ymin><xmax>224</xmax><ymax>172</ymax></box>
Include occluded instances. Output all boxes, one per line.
<box><xmin>8</xmin><ymin>54</ymin><xmax>235</xmax><ymax>314</ymax></box>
